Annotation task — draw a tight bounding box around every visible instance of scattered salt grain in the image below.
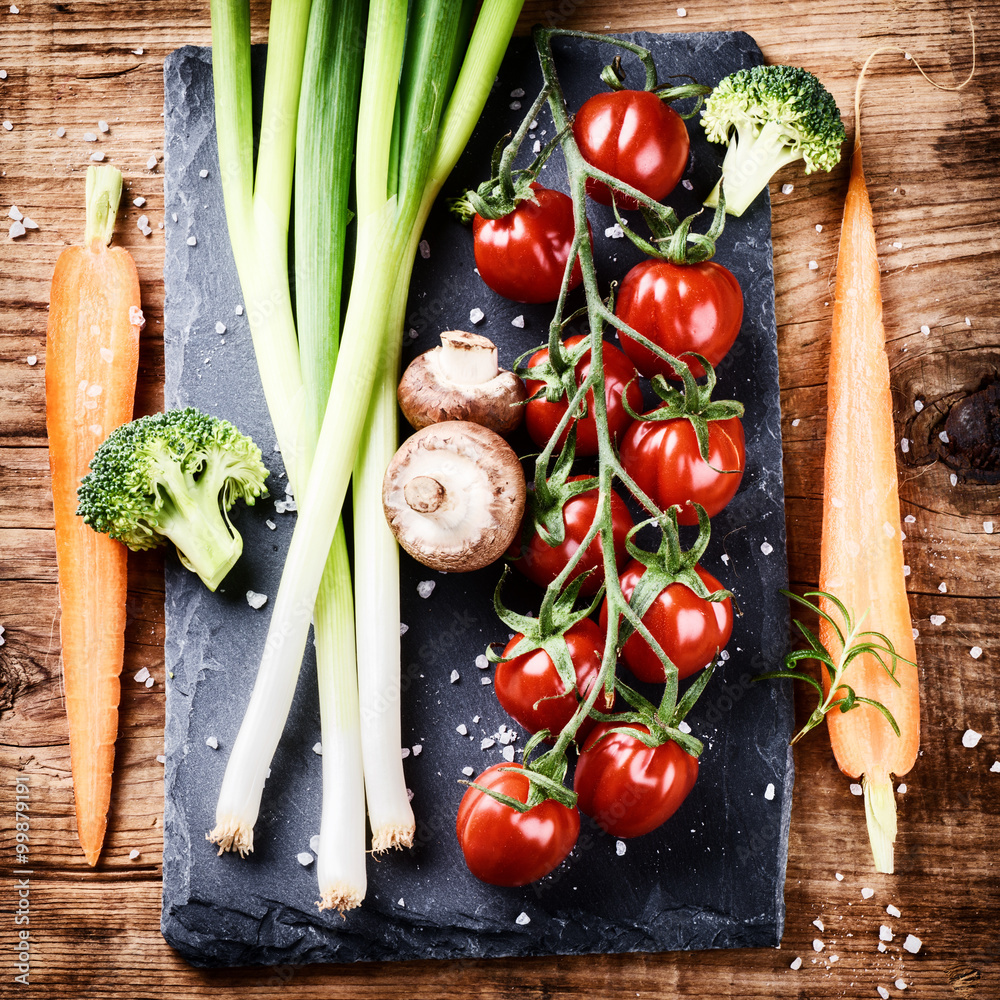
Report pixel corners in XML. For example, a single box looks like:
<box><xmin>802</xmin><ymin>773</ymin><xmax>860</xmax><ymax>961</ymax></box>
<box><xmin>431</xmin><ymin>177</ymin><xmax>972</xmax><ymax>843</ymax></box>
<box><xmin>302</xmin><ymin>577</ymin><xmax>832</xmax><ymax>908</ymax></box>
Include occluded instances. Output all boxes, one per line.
<box><xmin>678</xmin><ymin>720</ymin><xmax>692</xmax><ymax>734</ymax></box>
<box><xmin>265</xmin><ymin>519</ymin><xmax>276</xmax><ymax>531</ymax></box>
<box><xmin>412</xmin><ymin>745</ymin><xmax>422</xmax><ymax>756</ymax></box>
<box><xmin>891</xmin><ymin>240</ymin><xmax>903</xmax><ymax>250</ymax></box>
<box><xmin>812</xmin><ymin>918</ymin><xmax>824</xmax><ymax>932</ymax></box>
<box><xmin>510</xmin><ymin>87</ymin><xmax>525</xmax><ymax>98</ymax></box>
<box><xmin>205</xmin><ymin>736</ymin><xmax>218</xmax><ymax>750</ymax></box>
<box><xmin>807</xmin><ymin>259</ymin><xmax>818</xmax><ymax>270</ymax></box>
<box><xmin>156</xmin><ymin>754</ymin><xmax>166</xmax><ymax>764</ymax></box>
<box><xmin>481</xmin><ymin>737</ymin><xmax>495</xmax><ymax>750</ymax></box>
<box><xmin>186</xmin><ymin>235</ymin><xmax>197</xmax><ymax>246</ymax></box>
<box><xmin>9</xmin><ymin>5</ymin><xmax>17</xmax><ymax>12</ymax></box>
<box><xmin>878</xmin><ymin>987</ymin><xmax>890</xmax><ymax>1000</ymax></box>
<box><xmin>984</xmin><ymin>521</ymin><xmax>994</xmax><ymax>534</ymax></box>
<box><xmin>962</xmin><ymin>729</ymin><xmax>982</xmax><ymax>748</ymax></box>
<box><xmin>903</xmin><ymin>566</ymin><xmax>911</xmax><ymax>577</ymax></box>
<box><xmin>895</xmin><ymin>980</ymin><xmax>907</xmax><ymax>991</ymax></box>
<box><xmin>145</xmin><ymin>676</ymin><xmax>154</xmax><ymax>688</ymax></box>
<box><xmin>835</xmin><ymin>872</ymin><xmax>844</xmax><ymax>881</ymax></box>
<box><xmin>760</xmin><ymin>541</ymin><xmax>773</xmax><ymax>555</ymax></box>
<box><xmin>605</xmin><ymin>223</ymin><xmax>625</xmax><ymax>239</ymax></box>
<box><xmin>401</xmin><ymin>747</ymin><xmax>410</xmax><ymax>759</ymax></box>
<box><xmin>965</xmin><ymin>316</ymin><xmax>971</xmax><ymax>326</ymax></box>
<box><xmin>790</xmin><ymin>957</ymin><xmax>803</xmax><ymax>970</ymax></box>
<box><xmin>886</xmin><ymin>904</ymin><xmax>901</xmax><ymax>918</ymax></box>
<box><xmin>132</xmin><ymin>196</ymin><xmax>147</xmax><ymax>209</ymax></box>
<box><xmin>8</xmin><ymin>220</ymin><xmax>25</xmax><ymax>238</ymax></box>
<box><xmin>920</xmin><ymin>324</ymin><xmax>931</xmax><ymax>335</ymax></box>
<box><xmin>879</xmin><ymin>924</ymin><xmax>893</xmax><ymax>942</ymax></box>
<box><xmin>147</xmin><ymin>155</ymin><xmax>158</xmax><ymax>170</ymax></box>
<box><xmin>172</xmin><ymin>213</ymin><xmax>178</xmax><ymax>223</ymax></box>
<box><xmin>399</xmin><ymin>622</ymin><xmax>409</xmax><ymax>636</ymax></box>
<box><xmin>449</xmin><ymin>670</ymin><xmax>459</xmax><ymax>684</ymax></box>
<box><xmin>913</xmin><ymin>399</ymin><xmax>924</xmax><ymax>412</ymax></box>
<box><xmin>764</xmin><ymin>783</ymin><xmax>776</xmax><ymax>801</ymax></box>
<box><xmin>938</xmin><ymin>582</ymin><xmax>947</xmax><ymax>593</ymax></box>
<box><xmin>676</xmin><ymin>6</ymin><xmax>687</xmax><ymax>15</ymax></box>
<box><xmin>812</xmin><ymin>939</ymin><xmax>824</xmax><ymax>952</ymax></box>
<box><xmin>296</xmin><ymin>851</ymin><xmax>314</xmax><ymax>866</ymax></box>
<box><xmin>516</xmin><ymin>911</ymin><xmax>531</xmax><ymax>925</ymax></box>
<box><xmin>134</xmin><ymin>666</ymin><xmax>150</xmax><ymax>683</ymax></box>
<box><xmin>312</xmin><ymin>742</ymin><xmax>323</xmax><ymax>755</ymax></box>
<box><xmin>56</xmin><ymin>126</ymin><xmax>66</xmax><ymax>137</ymax></box>
<box><xmin>829</xmin><ymin>954</ymin><xmax>839</xmax><ymax>963</ymax></box>
<box><xmin>461</xmin><ymin>766</ymin><xmax>474</xmax><ymax>777</ymax></box>
<box><xmin>902</xmin><ymin>934</ymin><xmax>921</xmax><ymax>954</ymax></box>
<box><xmin>511</xmin><ymin>314</ymin><xmax>525</xmax><ymax>328</ymax></box>
<box><xmin>83</xmin><ymin>132</ymin><xmax>98</xmax><ymax>142</ymax></box>
<box><xmin>900</xmin><ymin>438</ymin><xmax>909</xmax><ymax>454</ymax></box>
<box><xmin>481</xmin><ymin>676</ymin><xmax>491</xmax><ymax>685</ymax></box>
<box><xmin>418</xmin><ymin>239</ymin><xmax>430</xmax><ymax>259</ymax></box>
<box><xmin>235</xmin><ymin>304</ymin><xmax>244</xmax><ymax>315</ymax></box>
<box><xmin>473</xmin><ymin>715</ymin><xmax>480</xmax><ymax>723</ymax></box>
<box><xmin>456</xmin><ymin>724</ymin><xmax>468</xmax><ymax>736</ymax></box>
<box><xmin>720</xmin><ymin>553</ymin><xmax>729</xmax><ymax>564</ymax></box>
<box><xmin>417</xmin><ymin>580</ymin><xmax>435</xmax><ymax>599</ymax></box>
<box><xmin>929</xmin><ymin>614</ymin><xmax>946</xmax><ymax>626</ymax></box>
<box><xmin>861</xmin><ymin>886</ymin><xmax>874</xmax><ymax>898</ymax></box>
<box><xmin>950</xmin><ymin>472</ymin><xmax>959</xmax><ymax>486</ymax></box>
<box><xmin>503</xmin><ymin>745</ymin><xmax>515</xmax><ymax>762</ymax></box>
<box><xmin>7</xmin><ymin>205</ymin><xmax>21</xmax><ymax>221</ymax></box>
<box><xmin>0</xmin><ymin>70</ymin><xmax>6</xmax><ymax>80</ymax></box>
<box><xmin>970</xmin><ymin>646</ymin><xmax>982</xmax><ymax>659</ymax></box>
<box><xmin>509</xmin><ymin>100</ymin><xmax>522</xmax><ymax>110</ymax></box>
<box><xmin>792</xmin><ymin>418</ymin><xmax>800</xmax><ymax>427</ymax></box>
<box><xmin>98</xmin><ymin>120</ymin><xmax>109</xmax><ymax>133</ymax></box>
<box><xmin>309</xmin><ymin>834</ymin><xmax>320</xmax><ymax>853</ymax></box>
<box><xmin>878</xmin><ymin>941</ymin><xmax>887</xmax><ymax>953</ymax></box>
<box><xmin>780</xmin><ymin>183</ymin><xmax>794</xmax><ymax>195</ymax></box>
<box><xmin>897</xmin><ymin>783</ymin><xmax>907</xmax><ymax>793</ymax></box>
<box><xmin>939</xmin><ymin>429</ymin><xmax>950</xmax><ymax>444</ymax></box>
<box><xmin>469</xmin><ymin>307</ymin><xmax>485</xmax><ymax>325</ymax></box>
<box><xmin>473</xmin><ymin>654</ymin><xmax>489</xmax><ymax>671</ymax></box>
<box><xmin>199</xmin><ymin>169</ymin><xmax>209</xmax><ymax>178</ymax></box>
<box><xmin>682</xmin><ymin>179</ymin><xmax>694</xmax><ymax>190</ymax></box>
<box><xmin>26</xmin><ymin>355</ymin><xmax>36</xmax><ymax>366</ymax></box>
<box><xmin>246</xmin><ymin>590</ymin><xmax>268</xmax><ymax>609</ymax></box>
<box><xmin>137</xmin><ymin>215</ymin><xmax>149</xmax><ymax>231</ymax></box>
<box><xmin>215</xmin><ymin>321</ymin><xmax>226</xmax><ymax>334</ymax></box>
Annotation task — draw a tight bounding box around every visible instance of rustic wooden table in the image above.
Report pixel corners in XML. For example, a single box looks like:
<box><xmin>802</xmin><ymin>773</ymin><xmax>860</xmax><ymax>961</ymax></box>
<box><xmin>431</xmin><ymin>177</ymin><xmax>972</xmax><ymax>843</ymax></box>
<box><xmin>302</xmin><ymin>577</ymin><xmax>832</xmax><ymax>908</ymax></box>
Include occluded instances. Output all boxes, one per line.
<box><xmin>1</xmin><ymin>1</ymin><xmax>997</xmax><ymax>997</ymax></box>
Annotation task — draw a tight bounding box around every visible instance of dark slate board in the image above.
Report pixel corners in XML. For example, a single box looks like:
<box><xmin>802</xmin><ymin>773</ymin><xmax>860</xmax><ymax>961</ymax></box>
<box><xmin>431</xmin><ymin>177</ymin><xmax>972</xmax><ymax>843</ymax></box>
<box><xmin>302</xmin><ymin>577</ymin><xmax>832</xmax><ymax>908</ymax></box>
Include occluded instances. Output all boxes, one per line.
<box><xmin>161</xmin><ymin>30</ymin><xmax>793</xmax><ymax>969</ymax></box>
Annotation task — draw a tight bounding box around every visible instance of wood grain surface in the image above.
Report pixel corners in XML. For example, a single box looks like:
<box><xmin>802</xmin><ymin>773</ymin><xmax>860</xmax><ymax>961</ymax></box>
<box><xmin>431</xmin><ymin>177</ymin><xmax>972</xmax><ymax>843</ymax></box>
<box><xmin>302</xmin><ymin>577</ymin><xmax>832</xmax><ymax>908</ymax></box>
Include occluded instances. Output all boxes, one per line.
<box><xmin>1</xmin><ymin>1</ymin><xmax>998</xmax><ymax>997</ymax></box>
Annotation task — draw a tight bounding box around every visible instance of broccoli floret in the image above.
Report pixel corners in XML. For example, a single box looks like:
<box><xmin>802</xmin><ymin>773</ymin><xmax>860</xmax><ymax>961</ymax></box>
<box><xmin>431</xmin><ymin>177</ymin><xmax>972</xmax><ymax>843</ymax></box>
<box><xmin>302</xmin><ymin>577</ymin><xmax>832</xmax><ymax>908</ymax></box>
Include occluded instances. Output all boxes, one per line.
<box><xmin>701</xmin><ymin>64</ymin><xmax>846</xmax><ymax>217</ymax></box>
<box><xmin>77</xmin><ymin>407</ymin><xmax>269</xmax><ymax>591</ymax></box>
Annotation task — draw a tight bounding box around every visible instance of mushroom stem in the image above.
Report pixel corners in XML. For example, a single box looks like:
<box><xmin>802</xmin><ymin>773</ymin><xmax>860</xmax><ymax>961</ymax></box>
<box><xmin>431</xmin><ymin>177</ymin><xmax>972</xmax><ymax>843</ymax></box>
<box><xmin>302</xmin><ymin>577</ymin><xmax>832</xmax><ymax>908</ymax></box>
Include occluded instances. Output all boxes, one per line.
<box><xmin>404</xmin><ymin>475</ymin><xmax>446</xmax><ymax>513</ymax></box>
<box><xmin>439</xmin><ymin>330</ymin><xmax>499</xmax><ymax>385</ymax></box>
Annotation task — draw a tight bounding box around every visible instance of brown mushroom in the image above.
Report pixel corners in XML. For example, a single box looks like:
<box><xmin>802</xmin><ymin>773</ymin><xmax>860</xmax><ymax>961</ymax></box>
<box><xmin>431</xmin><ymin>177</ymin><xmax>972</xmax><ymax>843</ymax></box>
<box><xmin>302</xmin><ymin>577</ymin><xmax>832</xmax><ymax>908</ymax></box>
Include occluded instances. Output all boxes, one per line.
<box><xmin>397</xmin><ymin>330</ymin><xmax>527</xmax><ymax>435</ymax></box>
<box><xmin>382</xmin><ymin>420</ymin><xmax>526</xmax><ymax>573</ymax></box>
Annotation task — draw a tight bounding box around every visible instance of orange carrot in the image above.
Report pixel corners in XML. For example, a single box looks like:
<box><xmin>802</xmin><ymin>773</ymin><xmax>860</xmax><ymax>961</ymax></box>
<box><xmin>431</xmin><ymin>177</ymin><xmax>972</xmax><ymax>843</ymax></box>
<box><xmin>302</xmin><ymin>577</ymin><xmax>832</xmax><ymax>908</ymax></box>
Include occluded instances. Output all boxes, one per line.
<box><xmin>817</xmin><ymin>69</ymin><xmax>919</xmax><ymax>875</ymax></box>
<box><xmin>45</xmin><ymin>166</ymin><xmax>141</xmax><ymax>866</ymax></box>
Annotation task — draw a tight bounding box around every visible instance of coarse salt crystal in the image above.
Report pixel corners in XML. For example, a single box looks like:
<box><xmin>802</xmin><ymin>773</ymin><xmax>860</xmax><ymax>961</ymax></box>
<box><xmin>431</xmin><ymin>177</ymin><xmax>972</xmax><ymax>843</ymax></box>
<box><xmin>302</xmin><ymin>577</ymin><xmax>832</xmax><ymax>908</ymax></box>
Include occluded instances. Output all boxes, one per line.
<box><xmin>186</xmin><ymin>235</ymin><xmax>197</xmax><ymax>246</ymax></box>
<box><xmin>145</xmin><ymin>676</ymin><xmax>154</xmax><ymax>688</ymax></box>
<box><xmin>205</xmin><ymin>736</ymin><xmax>219</xmax><ymax>749</ymax></box>
<box><xmin>199</xmin><ymin>169</ymin><xmax>209</xmax><ymax>178</ymax></box>
<box><xmin>892</xmin><ymin>241</ymin><xmax>903</xmax><ymax>249</ymax></box>
<box><xmin>897</xmin><ymin>783</ymin><xmax>907</xmax><ymax>793</ymax></box>
<box><xmin>929</xmin><ymin>614</ymin><xmax>945</xmax><ymax>626</ymax></box>
<box><xmin>829</xmin><ymin>955</ymin><xmax>839</xmax><ymax>963</ymax></box>
<box><xmin>914</xmin><ymin>399</ymin><xmax>924</xmax><ymax>412</ymax></box>
<box><xmin>418</xmin><ymin>239</ymin><xmax>430</xmax><ymax>259</ymax></box>
<box><xmin>903</xmin><ymin>565</ymin><xmax>911</xmax><ymax>577</ymax></box>
<box><xmin>678</xmin><ymin>720</ymin><xmax>692</xmax><ymax>734</ymax></box>
<box><xmin>156</xmin><ymin>754</ymin><xmax>166</xmax><ymax>764</ymax></box>
<box><xmin>9</xmin><ymin>220</ymin><xmax>25</xmax><ymax>238</ymax></box>
<box><xmin>902</xmin><ymin>934</ymin><xmax>921</xmax><ymax>954</ymax></box>
<box><xmin>990</xmin><ymin>761</ymin><xmax>1000</xmax><ymax>773</ymax></box>
<box><xmin>886</xmin><ymin>904</ymin><xmax>901</xmax><ymax>917</ymax></box>
<box><xmin>676</xmin><ymin>6</ymin><xmax>687</xmax><ymax>15</ymax></box>
<box><xmin>412</xmin><ymin>744</ymin><xmax>422</xmax><ymax>756</ymax></box>
<box><xmin>9</xmin><ymin>5</ymin><xmax>17</xmax><ymax>12</ymax></box>
<box><xmin>235</xmin><ymin>304</ymin><xmax>244</xmax><ymax>315</ymax></box>
<box><xmin>461</xmin><ymin>766</ymin><xmax>474</xmax><ymax>777</ymax></box>
<box><xmin>937</xmin><ymin>581</ymin><xmax>947</xmax><ymax>593</ymax></box>
<box><xmin>98</xmin><ymin>120</ymin><xmax>109</xmax><ymax>133</ymax></box>
<box><xmin>939</xmin><ymin>429</ymin><xmax>950</xmax><ymax>444</ymax></box>
<box><xmin>879</xmin><ymin>924</ymin><xmax>893</xmax><ymax>942</ymax></box>
<box><xmin>765</xmin><ymin>783</ymin><xmax>775</xmax><ymax>801</ymax></box>
<box><xmin>417</xmin><ymin>580</ymin><xmax>435</xmax><ymax>599</ymax></box>
<box><xmin>134</xmin><ymin>666</ymin><xmax>150</xmax><ymax>683</ymax></box>
<box><xmin>511</xmin><ymin>314</ymin><xmax>525</xmax><ymax>328</ymax></box>
<box><xmin>984</xmin><ymin>521</ymin><xmax>994</xmax><ymax>534</ymax></box>
<box><xmin>895</xmin><ymin>980</ymin><xmax>907</xmax><ymax>991</ymax></box>
<box><xmin>56</xmin><ymin>126</ymin><xmax>66</xmax><ymax>137</ymax></box>
<box><xmin>7</xmin><ymin>205</ymin><xmax>21</xmax><ymax>221</ymax></box>
<box><xmin>449</xmin><ymin>669</ymin><xmax>460</xmax><ymax>683</ymax></box>
<box><xmin>480</xmin><ymin>737</ymin><xmax>495</xmax><ymax>750</ymax></box>
<box><xmin>246</xmin><ymin>590</ymin><xmax>268</xmax><ymax>609</ymax></box>
<box><xmin>965</xmin><ymin>316</ymin><xmax>972</xmax><ymax>326</ymax></box>
<box><xmin>904</xmin><ymin>514</ymin><xmax>916</xmax><ymax>523</ymax></box>
<box><xmin>605</xmin><ymin>223</ymin><xmax>625</xmax><ymax>239</ymax></box>
<box><xmin>309</xmin><ymin>834</ymin><xmax>320</xmax><ymax>854</ymax></box>
<box><xmin>878</xmin><ymin>988</ymin><xmax>890</xmax><ymax>1000</ymax></box>
<box><xmin>503</xmin><ymin>745</ymin><xmax>515</xmax><ymax>762</ymax></box>
<box><xmin>137</xmin><ymin>214</ymin><xmax>149</xmax><ymax>230</ymax></box>
<box><xmin>808</xmin><ymin>260</ymin><xmax>819</xmax><ymax>270</ymax></box>
<box><xmin>401</xmin><ymin>747</ymin><xmax>410</xmax><ymax>759</ymax></box>
<box><xmin>878</xmin><ymin>942</ymin><xmax>887</xmax><ymax>953</ymax></box>
<box><xmin>215</xmin><ymin>321</ymin><xmax>226</xmax><ymax>334</ymax></box>
<box><xmin>920</xmin><ymin>324</ymin><xmax>930</xmax><ymax>335</ymax></box>
<box><xmin>312</xmin><ymin>742</ymin><xmax>323</xmax><ymax>755</ymax></box>
<box><xmin>510</xmin><ymin>87</ymin><xmax>525</xmax><ymax>98</ymax></box>
<box><xmin>399</xmin><ymin>622</ymin><xmax>409</xmax><ymax>636</ymax></box>
<box><xmin>861</xmin><ymin>886</ymin><xmax>874</xmax><ymax>898</ymax></box>
<box><xmin>962</xmin><ymin>729</ymin><xmax>982</xmax><ymax>748</ymax></box>
<box><xmin>26</xmin><ymin>355</ymin><xmax>36</xmax><ymax>366</ymax></box>
<box><xmin>835</xmin><ymin>872</ymin><xmax>844</xmax><ymax>881</ymax></box>
<box><xmin>469</xmin><ymin>307</ymin><xmax>485</xmax><ymax>324</ymax></box>
<box><xmin>481</xmin><ymin>676</ymin><xmax>492</xmax><ymax>686</ymax></box>
<box><xmin>682</xmin><ymin>179</ymin><xmax>694</xmax><ymax>190</ymax></box>
<box><xmin>792</xmin><ymin>418</ymin><xmax>800</xmax><ymax>426</ymax></box>
<box><xmin>475</xmin><ymin>654</ymin><xmax>489</xmax><ymax>670</ymax></box>
<box><xmin>516</xmin><ymin>911</ymin><xmax>531</xmax><ymax>925</ymax></box>
<box><xmin>950</xmin><ymin>473</ymin><xmax>958</xmax><ymax>486</ymax></box>
<box><xmin>509</xmin><ymin>101</ymin><xmax>522</xmax><ymax>110</ymax></box>
<box><xmin>0</xmin><ymin>70</ymin><xmax>6</xmax><ymax>80</ymax></box>
<box><xmin>720</xmin><ymin>553</ymin><xmax>729</xmax><ymax>564</ymax></box>
<box><xmin>263</xmin><ymin>519</ymin><xmax>275</xmax><ymax>531</ymax></box>
<box><xmin>760</xmin><ymin>541</ymin><xmax>773</xmax><ymax>555</ymax></box>
<box><xmin>812</xmin><ymin>939</ymin><xmax>824</xmax><ymax>952</ymax></box>
<box><xmin>781</xmin><ymin>183</ymin><xmax>794</xmax><ymax>195</ymax></box>
<box><xmin>790</xmin><ymin>957</ymin><xmax>803</xmax><ymax>970</ymax></box>
<box><xmin>456</xmin><ymin>724</ymin><xmax>468</xmax><ymax>736</ymax></box>
<box><xmin>296</xmin><ymin>851</ymin><xmax>314</xmax><ymax>866</ymax></box>
<box><xmin>812</xmin><ymin>918</ymin><xmax>824</xmax><ymax>931</ymax></box>
<box><xmin>83</xmin><ymin>132</ymin><xmax>98</xmax><ymax>142</ymax></box>
<box><xmin>132</xmin><ymin>47</ymin><xmax>144</xmax><ymax>55</ymax></box>
<box><xmin>900</xmin><ymin>438</ymin><xmax>910</xmax><ymax>454</ymax></box>
<box><xmin>147</xmin><ymin>155</ymin><xmax>158</xmax><ymax>170</ymax></box>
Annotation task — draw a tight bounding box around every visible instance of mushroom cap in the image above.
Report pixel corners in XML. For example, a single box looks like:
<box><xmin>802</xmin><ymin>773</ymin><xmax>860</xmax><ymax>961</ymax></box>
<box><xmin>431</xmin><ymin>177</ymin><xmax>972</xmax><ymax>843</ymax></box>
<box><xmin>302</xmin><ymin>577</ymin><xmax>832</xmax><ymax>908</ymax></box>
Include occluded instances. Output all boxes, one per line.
<box><xmin>382</xmin><ymin>420</ymin><xmax>526</xmax><ymax>573</ymax></box>
<box><xmin>397</xmin><ymin>331</ymin><xmax>526</xmax><ymax>435</ymax></box>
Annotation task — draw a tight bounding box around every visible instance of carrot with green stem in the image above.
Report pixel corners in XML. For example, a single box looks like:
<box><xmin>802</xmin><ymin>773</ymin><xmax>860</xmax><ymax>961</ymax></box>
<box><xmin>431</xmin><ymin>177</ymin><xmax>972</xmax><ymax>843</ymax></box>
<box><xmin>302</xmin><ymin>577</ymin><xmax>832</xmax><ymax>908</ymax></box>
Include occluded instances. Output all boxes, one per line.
<box><xmin>818</xmin><ymin>34</ymin><xmax>974</xmax><ymax>873</ymax></box>
<box><xmin>45</xmin><ymin>165</ymin><xmax>141</xmax><ymax>865</ymax></box>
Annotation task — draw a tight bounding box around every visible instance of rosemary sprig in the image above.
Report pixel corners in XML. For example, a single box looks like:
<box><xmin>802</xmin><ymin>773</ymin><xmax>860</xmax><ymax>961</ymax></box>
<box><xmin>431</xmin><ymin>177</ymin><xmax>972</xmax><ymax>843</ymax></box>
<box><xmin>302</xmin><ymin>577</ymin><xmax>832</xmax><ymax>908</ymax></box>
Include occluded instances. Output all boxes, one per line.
<box><xmin>759</xmin><ymin>589</ymin><xmax>912</xmax><ymax>745</ymax></box>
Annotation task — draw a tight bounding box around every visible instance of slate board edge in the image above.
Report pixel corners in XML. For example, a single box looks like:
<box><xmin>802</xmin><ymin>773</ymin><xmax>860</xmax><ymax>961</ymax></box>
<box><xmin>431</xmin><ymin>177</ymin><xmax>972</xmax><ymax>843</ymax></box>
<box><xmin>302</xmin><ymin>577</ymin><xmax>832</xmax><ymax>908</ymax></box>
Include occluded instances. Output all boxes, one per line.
<box><xmin>159</xmin><ymin>32</ymin><xmax>794</xmax><ymax>969</ymax></box>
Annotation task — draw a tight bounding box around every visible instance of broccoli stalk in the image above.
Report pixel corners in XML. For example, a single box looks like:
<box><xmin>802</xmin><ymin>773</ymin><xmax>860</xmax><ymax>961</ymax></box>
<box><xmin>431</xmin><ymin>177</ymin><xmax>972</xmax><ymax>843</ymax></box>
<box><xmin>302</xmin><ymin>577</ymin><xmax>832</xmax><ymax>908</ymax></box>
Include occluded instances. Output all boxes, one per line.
<box><xmin>701</xmin><ymin>64</ymin><xmax>846</xmax><ymax>218</ymax></box>
<box><xmin>77</xmin><ymin>408</ymin><xmax>269</xmax><ymax>591</ymax></box>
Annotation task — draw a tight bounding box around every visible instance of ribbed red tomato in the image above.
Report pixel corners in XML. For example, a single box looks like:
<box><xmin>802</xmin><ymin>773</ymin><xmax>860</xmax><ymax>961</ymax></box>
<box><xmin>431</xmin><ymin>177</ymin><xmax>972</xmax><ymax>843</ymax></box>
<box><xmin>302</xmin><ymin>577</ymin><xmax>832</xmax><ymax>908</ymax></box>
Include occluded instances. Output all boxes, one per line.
<box><xmin>456</xmin><ymin>762</ymin><xmax>580</xmax><ymax>886</ymax></box>
<box><xmin>524</xmin><ymin>335</ymin><xmax>642</xmax><ymax>456</ymax></box>
<box><xmin>472</xmin><ymin>185</ymin><xmax>583</xmax><ymax>303</ymax></box>
<box><xmin>600</xmin><ymin>562</ymin><xmax>733</xmax><ymax>683</ymax></box>
<box><xmin>573</xmin><ymin>90</ymin><xmax>690</xmax><ymax>209</ymax></box>
<box><xmin>496</xmin><ymin>619</ymin><xmax>612</xmax><ymax>740</ymax></box>
<box><xmin>619</xmin><ymin>413</ymin><xmax>745</xmax><ymax>523</ymax></box>
<box><xmin>573</xmin><ymin>723</ymin><xmax>699</xmax><ymax>838</ymax></box>
<box><xmin>616</xmin><ymin>259</ymin><xmax>744</xmax><ymax>379</ymax></box>
<box><xmin>511</xmin><ymin>476</ymin><xmax>633</xmax><ymax>596</ymax></box>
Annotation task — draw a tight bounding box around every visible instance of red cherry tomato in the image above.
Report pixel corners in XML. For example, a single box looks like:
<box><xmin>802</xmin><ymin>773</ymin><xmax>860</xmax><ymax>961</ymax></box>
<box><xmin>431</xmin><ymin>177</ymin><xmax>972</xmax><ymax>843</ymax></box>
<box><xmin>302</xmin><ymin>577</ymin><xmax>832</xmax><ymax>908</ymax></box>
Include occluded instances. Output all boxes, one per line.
<box><xmin>600</xmin><ymin>562</ymin><xmax>733</xmax><ymax>683</ymax></box>
<box><xmin>572</xmin><ymin>90</ymin><xmax>690</xmax><ymax>209</ymax></box>
<box><xmin>496</xmin><ymin>619</ymin><xmax>613</xmax><ymax>740</ymax></box>
<box><xmin>619</xmin><ymin>414</ymin><xmax>745</xmax><ymax>522</ymax></box>
<box><xmin>616</xmin><ymin>259</ymin><xmax>744</xmax><ymax>379</ymax></box>
<box><xmin>511</xmin><ymin>476</ymin><xmax>634</xmax><ymax>596</ymax></box>
<box><xmin>473</xmin><ymin>185</ymin><xmax>584</xmax><ymax>304</ymax></box>
<box><xmin>573</xmin><ymin>723</ymin><xmax>699</xmax><ymax>838</ymax></box>
<box><xmin>524</xmin><ymin>334</ymin><xmax>642</xmax><ymax>456</ymax></box>
<box><xmin>456</xmin><ymin>762</ymin><xmax>580</xmax><ymax>886</ymax></box>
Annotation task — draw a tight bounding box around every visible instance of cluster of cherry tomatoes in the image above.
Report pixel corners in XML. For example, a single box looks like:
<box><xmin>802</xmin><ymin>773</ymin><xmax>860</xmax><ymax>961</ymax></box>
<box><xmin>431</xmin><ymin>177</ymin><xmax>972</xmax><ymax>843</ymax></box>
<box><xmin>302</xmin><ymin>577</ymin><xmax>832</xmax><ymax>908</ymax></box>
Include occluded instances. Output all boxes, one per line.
<box><xmin>455</xmin><ymin>85</ymin><xmax>746</xmax><ymax>888</ymax></box>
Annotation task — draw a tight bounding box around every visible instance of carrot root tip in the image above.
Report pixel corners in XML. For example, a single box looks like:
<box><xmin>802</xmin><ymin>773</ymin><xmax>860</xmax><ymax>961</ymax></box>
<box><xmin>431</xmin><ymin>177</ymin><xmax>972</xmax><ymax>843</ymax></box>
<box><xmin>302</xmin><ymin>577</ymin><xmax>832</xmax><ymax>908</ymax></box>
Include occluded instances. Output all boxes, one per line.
<box><xmin>863</xmin><ymin>774</ymin><xmax>897</xmax><ymax>874</ymax></box>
